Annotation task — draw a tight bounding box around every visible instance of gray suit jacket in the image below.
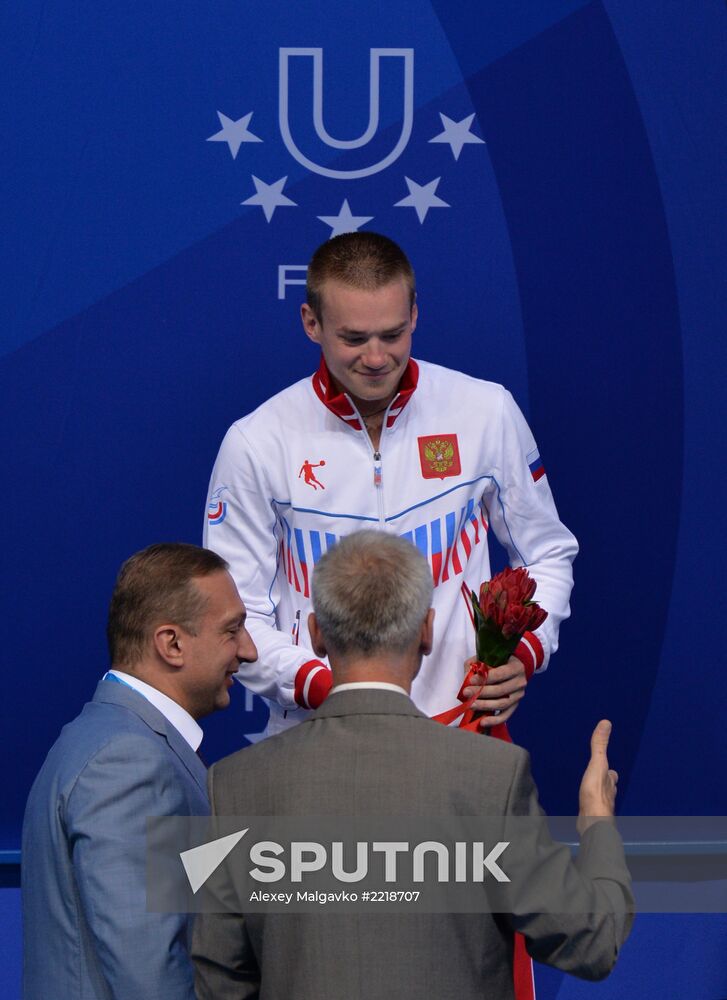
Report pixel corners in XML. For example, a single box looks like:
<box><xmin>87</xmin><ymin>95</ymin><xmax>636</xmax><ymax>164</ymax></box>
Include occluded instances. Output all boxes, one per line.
<box><xmin>192</xmin><ymin>689</ymin><xmax>633</xmax><ymax>1000</ymax></box>
<box><xmin>22</xmin><ymin>678</ymin><xmax>209</xmax><ymax>1000</ymax></box>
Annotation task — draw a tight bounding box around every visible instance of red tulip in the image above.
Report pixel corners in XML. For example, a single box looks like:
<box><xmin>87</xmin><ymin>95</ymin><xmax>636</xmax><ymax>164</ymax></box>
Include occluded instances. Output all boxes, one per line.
<box><xmin>471</xmin><ymin>567</ymin><xmax>547</xmax><ymax>665</ymax></box>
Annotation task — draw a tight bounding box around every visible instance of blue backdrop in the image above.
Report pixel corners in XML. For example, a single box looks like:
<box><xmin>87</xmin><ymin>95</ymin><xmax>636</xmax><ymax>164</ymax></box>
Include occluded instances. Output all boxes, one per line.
<box><xmin>2</xmin><ymin>2</ymin><xmax>727</xmax><ymax>996</ymax></box>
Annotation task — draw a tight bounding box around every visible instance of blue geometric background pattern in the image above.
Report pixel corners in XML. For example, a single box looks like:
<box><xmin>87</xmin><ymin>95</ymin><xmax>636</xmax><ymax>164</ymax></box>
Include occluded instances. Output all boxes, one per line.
<box><xmin>2</xmin><ymin>3</ymin><xmax>726</xmax><ymax>995</ymax></box>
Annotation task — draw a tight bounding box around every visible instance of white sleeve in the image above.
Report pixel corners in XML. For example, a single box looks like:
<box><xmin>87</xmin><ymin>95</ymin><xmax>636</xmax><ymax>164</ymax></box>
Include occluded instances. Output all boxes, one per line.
<box><xmin>203</xmin><ymin>423</ymin><xmax>322</xmax><ymax>709</ymax></box>
<box><xmin>486</xmin><ymin>390</ymin><xmax>579</xmax><ymax>669</ymax></box>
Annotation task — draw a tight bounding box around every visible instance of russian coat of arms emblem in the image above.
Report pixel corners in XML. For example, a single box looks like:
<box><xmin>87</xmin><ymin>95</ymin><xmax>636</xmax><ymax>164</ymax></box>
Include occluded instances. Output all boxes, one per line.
<box><xmin>417</xmin><ymin>435</ymin><xmax>462</xmax><ymax>480</ymax></box>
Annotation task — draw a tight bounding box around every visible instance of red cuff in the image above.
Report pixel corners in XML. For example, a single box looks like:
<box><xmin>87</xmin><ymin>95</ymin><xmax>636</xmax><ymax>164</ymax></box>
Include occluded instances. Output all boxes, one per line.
<box><xmin>514</xmin><ymin>631</ymin><xmax>544</xmax><ymax>682</ymax></box>
<box><xmin>294</xmin><ymin>660</ymin><xmax>333</xmax><ymax>709</ymax></box>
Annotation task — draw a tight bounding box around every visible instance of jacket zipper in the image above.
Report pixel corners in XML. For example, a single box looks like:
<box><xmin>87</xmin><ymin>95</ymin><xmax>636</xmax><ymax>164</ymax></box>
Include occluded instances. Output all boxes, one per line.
<box><xmin>348</xmin><ymin>395</ymin><xmax>389</xmax><ymax>529</ymax></box>
<box><xmin>372</xmin><ymin>451</ymin><xmax>385</xmax><ymax>528</ymax></box>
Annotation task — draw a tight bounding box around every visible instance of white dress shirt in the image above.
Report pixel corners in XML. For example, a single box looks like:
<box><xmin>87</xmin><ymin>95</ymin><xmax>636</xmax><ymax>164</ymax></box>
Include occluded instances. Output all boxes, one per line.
<box><xmin>329</xmin><ymin>681</ymin><xmax>410</xmax><ymax>698</ymax></box>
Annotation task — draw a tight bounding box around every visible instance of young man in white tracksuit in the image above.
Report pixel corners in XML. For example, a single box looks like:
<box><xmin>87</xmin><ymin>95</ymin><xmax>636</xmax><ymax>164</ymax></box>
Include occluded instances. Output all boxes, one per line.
<box><xmin>204</xmin><ymin>232</ymin><xmax>578</xmax><ymax>737</ymax></box>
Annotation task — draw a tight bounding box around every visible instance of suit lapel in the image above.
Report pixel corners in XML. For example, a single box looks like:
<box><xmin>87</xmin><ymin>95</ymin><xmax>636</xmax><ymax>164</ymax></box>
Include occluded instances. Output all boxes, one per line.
<box><xmin>93</xmin><ymin>679</ymin><xmax>208</xmax><ymax>795</ymax></box>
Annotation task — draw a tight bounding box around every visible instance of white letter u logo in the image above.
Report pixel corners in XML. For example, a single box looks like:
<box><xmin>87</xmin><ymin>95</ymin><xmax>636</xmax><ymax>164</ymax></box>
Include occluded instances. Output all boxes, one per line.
<box><xmin>279</xmin><ymin>47</ymin><xmax>414</xmax><ymax>180</ymax></box>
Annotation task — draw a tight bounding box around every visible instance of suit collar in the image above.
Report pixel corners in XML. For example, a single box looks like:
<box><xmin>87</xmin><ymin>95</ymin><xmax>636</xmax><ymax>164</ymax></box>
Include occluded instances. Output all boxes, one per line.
<box><xmin>92</xmin><ymin>679</ymin><xmax>208</xmax><ymax>793</ymax></box>
<box><xmin>308</xmin><ymin>687</ymin><xmax>427</xmax><ymax>722</ymax></box>
<box><xmin>105</xmin><ymin>669</ymin><xmax>203</xmax><ymax>750</ymax></box>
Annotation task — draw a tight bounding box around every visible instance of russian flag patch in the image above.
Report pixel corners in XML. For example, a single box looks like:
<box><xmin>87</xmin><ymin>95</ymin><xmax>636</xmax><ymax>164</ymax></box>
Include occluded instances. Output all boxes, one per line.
<box><xmin>527</xmin><ymin>449</ymin><xmax>545</xmax><ymax>482</ymax></box>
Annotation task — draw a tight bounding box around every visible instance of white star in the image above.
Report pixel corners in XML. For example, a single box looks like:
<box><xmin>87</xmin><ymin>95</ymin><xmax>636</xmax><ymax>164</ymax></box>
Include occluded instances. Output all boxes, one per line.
<box><xmin>317</xmin><ymin>199</ymin><xmax>374</xmax><ymax>239</ymax></box>
<box><xmin>394</xmin><ymin>177</ymin><xmax>450</xmax><ymax>224</ymax></box>
<box><xmin>429</xmin><ymin>113</ymin><xmax>485</xmax><ymax>161</ymax></box>
<box><xmin>207</xmin><ymin>111</ymin><xmax>262</xmax><ymax>159</ymax></box>
<box><xmin>241</xmin><ymin>176</ymin><xmax>297</xmax><ymax>223</ymax></box>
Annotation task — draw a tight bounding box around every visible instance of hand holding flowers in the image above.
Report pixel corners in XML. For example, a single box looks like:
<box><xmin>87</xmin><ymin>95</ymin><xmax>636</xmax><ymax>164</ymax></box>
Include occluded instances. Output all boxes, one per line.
<box><xmin>459</xmin><ymin>567</ymin><xmax>547</xmax><ymax>732</ymax></box>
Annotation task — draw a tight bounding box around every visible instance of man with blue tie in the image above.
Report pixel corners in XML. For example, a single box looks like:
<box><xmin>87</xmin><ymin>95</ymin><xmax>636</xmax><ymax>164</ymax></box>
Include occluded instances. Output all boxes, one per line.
<box><xmin>22</xmin><ymin>542</ymin><xmax>257</xmax><ymax>1000</ymax></box>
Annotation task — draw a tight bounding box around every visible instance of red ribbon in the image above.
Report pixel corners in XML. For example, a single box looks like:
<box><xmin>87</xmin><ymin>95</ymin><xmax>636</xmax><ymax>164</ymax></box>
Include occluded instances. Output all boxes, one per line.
<box><xmin>432</xmin><ymin>663</ymin><xmax>513</xmax><ymax>740</ymax></box>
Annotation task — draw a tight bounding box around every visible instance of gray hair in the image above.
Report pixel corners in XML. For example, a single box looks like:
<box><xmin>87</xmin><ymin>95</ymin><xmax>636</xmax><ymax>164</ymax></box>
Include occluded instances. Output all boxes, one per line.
<box><xmin>311</xmin><ymin>530</ymin><xmax>433</xmax><ymax>656</ymax></box>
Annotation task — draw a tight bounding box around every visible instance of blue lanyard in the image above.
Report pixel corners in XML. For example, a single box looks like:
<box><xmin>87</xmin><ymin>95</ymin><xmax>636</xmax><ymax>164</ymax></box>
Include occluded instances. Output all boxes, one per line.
<box><xmin>104</xmin><ymin>671</ymin><xmax>135</xmax><ymax>690</ymax></box>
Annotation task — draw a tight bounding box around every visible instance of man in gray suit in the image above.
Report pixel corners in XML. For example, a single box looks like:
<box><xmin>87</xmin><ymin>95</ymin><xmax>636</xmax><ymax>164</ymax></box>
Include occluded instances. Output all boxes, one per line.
<box><xmin>22</xmin><ymin>542</ymin><xmax>257</xmax><ymax>1000</ymax></box>
<box><xmin>192</xmin><ymin>531</ymin><xmax>633</xmax><ymax>1000</ymax></box>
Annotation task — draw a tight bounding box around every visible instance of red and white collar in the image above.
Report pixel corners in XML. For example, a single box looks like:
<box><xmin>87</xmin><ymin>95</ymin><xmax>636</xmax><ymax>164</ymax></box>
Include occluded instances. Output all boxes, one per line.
<box><xmin>311</xmin><ymin>356</ymin><xmax>419</xmax><ymax>431</ymax></box>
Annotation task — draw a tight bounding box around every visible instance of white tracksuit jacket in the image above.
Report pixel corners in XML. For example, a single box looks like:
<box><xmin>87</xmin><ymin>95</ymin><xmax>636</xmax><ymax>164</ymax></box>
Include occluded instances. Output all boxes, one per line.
<box><xmin>204</xmin><ymin>358</ymin><xmax>578</xmax><ymax>735</ymax></box>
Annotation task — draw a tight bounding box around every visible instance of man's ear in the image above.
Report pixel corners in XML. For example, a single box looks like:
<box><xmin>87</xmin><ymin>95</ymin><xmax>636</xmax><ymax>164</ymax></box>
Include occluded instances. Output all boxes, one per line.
<box><xmin>307</xmin><ymin>613</ymin><xmax>328</xmax><ymax>657</ymax></box>
<box><xmin>410</xmin><ymin>298</ymin><xmax>418</xmax><ymax>335</ymax></box>
<box><xmin>301</xmin><ymin>303</ymin><xmax>322</xmax><ymax>344</ymax></box>
<box><xmin>419</xmin><ymin>607</ymin><xmax>435</xmax><ymax>657</ymax></box>
<box><xmin>153</xmin><ymin>624</ymin><xmax>184</xmax><ymax>668</ymax></box>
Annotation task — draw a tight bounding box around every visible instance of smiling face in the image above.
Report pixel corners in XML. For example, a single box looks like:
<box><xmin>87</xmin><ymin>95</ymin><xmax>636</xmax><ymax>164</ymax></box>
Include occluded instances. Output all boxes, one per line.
<box><xmin>178</xmin><ymin>570</ymin><xmax>257</xmax><ymax>718</ymax></box>
<box><xmin>301</xmin><ymin>278</ymin><xmax>417</xmax><ymax>416</ymax></box>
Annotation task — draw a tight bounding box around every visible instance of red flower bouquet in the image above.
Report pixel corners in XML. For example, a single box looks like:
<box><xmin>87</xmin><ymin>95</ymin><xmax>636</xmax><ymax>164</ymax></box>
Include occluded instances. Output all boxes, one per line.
<box><xmin>470</xmin><ymin>567</ymin><xmax>547</xmax><ymax>668</ymax></box>
<box><xmin>431</xmin><ymin>567</ymin><xmax>549</xmax><ymax>736</ymax></box>
<box><xmin>433</xmin><ymin>567</ymin><xmax>548</xmax><ymax>734</ymax></box>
